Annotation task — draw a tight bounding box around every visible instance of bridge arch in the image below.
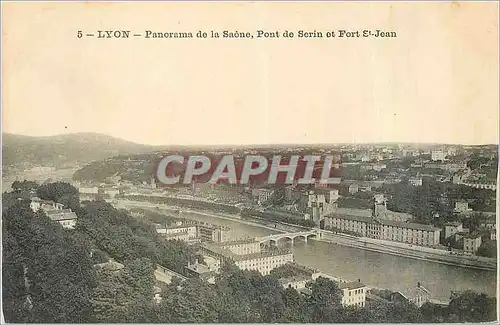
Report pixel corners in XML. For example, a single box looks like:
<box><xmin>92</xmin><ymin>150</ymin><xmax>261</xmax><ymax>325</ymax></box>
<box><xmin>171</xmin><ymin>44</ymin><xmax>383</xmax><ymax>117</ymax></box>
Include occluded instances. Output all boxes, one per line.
<box><xmin>306</xmin><ymin>233</ymin><xmax>317</xmax><ymax>240</ymax></box>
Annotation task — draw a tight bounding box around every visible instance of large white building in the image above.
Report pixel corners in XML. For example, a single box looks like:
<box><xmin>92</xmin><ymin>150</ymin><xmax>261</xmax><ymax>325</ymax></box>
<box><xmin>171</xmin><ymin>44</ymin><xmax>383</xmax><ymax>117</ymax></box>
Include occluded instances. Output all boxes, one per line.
<box><xmin>156</xmin><ymin>224</ymin><xmax>197</xmax><ymax>241</ymax></box>
<box><xmin>201</xmin><ymin>239</ymin><xmax>294</xmax><ymax>276</ymax></box>
<box><xmin>463</xmin><ymin>234</ymin><xmax>482</xmax><ymax>253</ymax></box>
<box><xmin>324</xmin><ymin>213</ymin><xmax>441</xmax><ymax>247</ymax></box>
<box><xmin>340</xmin><ymin>281</ymin><xmax>367</xmax><ymax>307</ymax></box>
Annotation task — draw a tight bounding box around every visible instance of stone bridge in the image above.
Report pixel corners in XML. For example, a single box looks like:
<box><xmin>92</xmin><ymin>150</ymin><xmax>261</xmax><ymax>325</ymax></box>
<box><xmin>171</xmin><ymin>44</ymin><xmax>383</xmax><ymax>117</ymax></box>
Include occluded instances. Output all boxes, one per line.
<box><xmin>259</xmin><ymin>230</ymin><xmax>322</xmax><ymax>245</ymax></box>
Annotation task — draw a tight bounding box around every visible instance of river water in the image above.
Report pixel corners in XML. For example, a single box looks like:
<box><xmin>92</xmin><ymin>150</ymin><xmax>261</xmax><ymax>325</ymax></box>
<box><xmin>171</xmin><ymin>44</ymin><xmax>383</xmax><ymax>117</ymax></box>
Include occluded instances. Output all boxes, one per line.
<box><xmin>174</xmin><ymin>209</ymin><xmax>496</xmax><ymax>301</ymax></box>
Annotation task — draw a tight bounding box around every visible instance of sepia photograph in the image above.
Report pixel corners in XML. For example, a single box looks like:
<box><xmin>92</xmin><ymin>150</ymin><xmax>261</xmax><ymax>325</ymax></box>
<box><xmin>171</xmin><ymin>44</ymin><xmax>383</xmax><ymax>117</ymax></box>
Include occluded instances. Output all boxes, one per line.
<box><xmin>1</xmin><ymin>1</ymin><xmax>499</xmax><ymax>323</ymax></box>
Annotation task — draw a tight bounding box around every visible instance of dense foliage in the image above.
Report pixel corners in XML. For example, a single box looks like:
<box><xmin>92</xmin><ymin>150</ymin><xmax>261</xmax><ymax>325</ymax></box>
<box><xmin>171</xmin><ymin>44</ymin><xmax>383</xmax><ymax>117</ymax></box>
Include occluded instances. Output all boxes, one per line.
<box><xmin>2</xmin><ymin>198</ymin><xmax>96</xmax><ymax>323</ymax></box>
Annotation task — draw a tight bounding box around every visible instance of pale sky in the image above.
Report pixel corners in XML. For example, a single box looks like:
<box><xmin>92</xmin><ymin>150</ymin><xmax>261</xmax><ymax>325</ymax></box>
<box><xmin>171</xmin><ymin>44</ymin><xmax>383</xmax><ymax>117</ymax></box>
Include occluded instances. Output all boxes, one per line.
<box><xmin>2</xmin><ymin>2</ymin><xmax>499</xmax><ymax>145</ymax></box>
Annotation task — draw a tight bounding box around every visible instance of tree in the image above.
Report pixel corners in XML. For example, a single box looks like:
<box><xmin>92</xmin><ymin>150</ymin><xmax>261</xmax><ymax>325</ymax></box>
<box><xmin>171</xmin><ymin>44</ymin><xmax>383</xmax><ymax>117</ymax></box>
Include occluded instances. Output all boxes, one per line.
<box><xmin>280</xmin><ymin>287</ymin><xmax>308</xmax><ymax>322</ymax></box>
<box><xmin>92</xmin><ymin>258</ymin><xmax>155</xmax><ymax>323</ymax></box>
<box><xmin>420</xmin><ymin>302</ymin><xmax>448</xmax><ymax>323</ymax></box>
<box><xmin>12</xmin><ymin>180</ymin><xmax>39</xmax><ymax>192</ymax></box>
<box><xmin>37</xmin><ymin>181</ymin><xmax>79</xmax><ymax>208</ymax></box>
<box><xmin>447</xmin><ymin>290</ymin><xmax>496</xmax><ymax>322</ymax></box>
<box><xmin>304</xmin><ymin>277</ymin><xmax>342</xmax><ymax>322</ymax></box>
<box><xmin>2</xmin><ymin>199</ymin><xmax>96</xmax><ymax>323</ymax></box>
<box><xmin>269</xmin><ymin>263</ymin><xmax>304</xmax><ymax>279</ymax></box>
<box><xmin>158</xmin><ymin>278</ymin><xmax>218</xmax><ymax>323</ymax></box>
<box><xmin>476</xmin><ymin>239</ymin><xmax>497</xmax><ymax>258</ymax></box>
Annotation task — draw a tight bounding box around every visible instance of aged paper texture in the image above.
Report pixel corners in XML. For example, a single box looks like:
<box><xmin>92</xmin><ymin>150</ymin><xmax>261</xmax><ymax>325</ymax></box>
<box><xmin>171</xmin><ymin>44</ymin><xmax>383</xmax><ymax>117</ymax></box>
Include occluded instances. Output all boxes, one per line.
<box><xmin>2</xmin><ymin>2</ymin><xmax>498</xmax><ymax>323</ymax></box>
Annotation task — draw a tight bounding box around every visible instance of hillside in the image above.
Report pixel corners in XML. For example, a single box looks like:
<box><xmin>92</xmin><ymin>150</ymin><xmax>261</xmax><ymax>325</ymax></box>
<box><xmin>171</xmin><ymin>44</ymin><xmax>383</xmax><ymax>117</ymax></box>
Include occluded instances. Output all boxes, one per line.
<box><xmin>2</xmin><ymin>132</ymin><xmax>161</xmax><ymax>167</ymax></box>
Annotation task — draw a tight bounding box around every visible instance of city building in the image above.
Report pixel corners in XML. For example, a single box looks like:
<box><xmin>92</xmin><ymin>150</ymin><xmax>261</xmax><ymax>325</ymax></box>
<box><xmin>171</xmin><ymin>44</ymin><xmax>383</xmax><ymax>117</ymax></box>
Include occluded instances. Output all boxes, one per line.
<box><xmin>391</xmin><ymin>283</ymin><xmax>431</xmax><ymax>307</ymax></box>
<box><xmin>340</xmin><ymin>281</ymin><xmax>367</xmax><ymax>307</ymax></box>
<box><xmin>232</xmin><ymin>249</ymin><xmax>294</xmax><ymax>275</ymax></box>
<box><xmin>218</xmin><ymin>238</ymin><xmax>261</xmax><ymax>255</ymax></box>
<box><xmin>30</xmin><ymin>197</ymin><xmax>77</xmax><ymax>229</ymax></box>
<box><xmin>197</xmin><ymin>224</ymin><xmax>231</xmax><ymax>242</ymax></box>
<box><xmin>30</xmin><ymin>197</ymin><xmax>64</xmax><ymax>212</ymax></box>
<box><xmin>252</xmin><ymin>188</ymin><xmax>275</xmax><ymax>206</ymax></box>
<box><xmin>154</xmin><ymin>286</ymin><xmax>162</xmax><ymax>304</ymax></box>
<box><xmin>444</xmin><ymin>222</ymin><xmax>464</xmax><ymax>239</ymax></box>
<box><xmin>480</xmin><ymin>217</ymin><xmax>496</xmax><ymax>230</ymax></box>
<box><xmin>103</xmin><ymin>187</ymin><xmax>120</xmax><ymax>199</ymax></box>
<box><xmin>348</xmin><ymin>184</ymin><xmax>359</xmax><ymax>194</ymax></box>
<box><xmin>300</xmin><ymin>190</ymin><xmax>338</xmax><ymax>223</ymax></box>
<box><xmin>45</xmin><ymin>209</ymin><xmax>78</xmax><ymax>229</ymax></box>
<box><xmin>409</xmin><ymin>177</ymin><xmax>423</xmax><ymax>186</ymax></box>
<box><xmin>78</xmin><ymin>186</ymin><xmax>99</xmax><ymax>201</ymax></box>
<box><xmin>324</xmin><ymin>211</ymin><xmax>441</xmax><ymax>247</ymax></box>
<box><xmin>105</xmin><ymin>175</ymin><xmax>122</xmax><ymax>184</ymax></box>
<box><xmin>460</xmin><ymin>182</ymin><xmax>496</xmax><ymax>191</ymax></box>
<box><xmin>279</xmin><ymin>275</ymin><xmax>311</xmax><ymax>290</ymax></box>
<box><xmin>431</xmin><ymin>150</ymin><xmax>446</xmax><ymax>161</ymax></box>
<box><xmin>200</xmin><ymin>241</ymin><xmax>294</xmax><ymax>276</ymax></box>
<box><xmin>202</xmin><ymin>256</ymin><xmax>221</xmax><ymax>272</ymax></box>
<box><xmin>29</xmin><ymin>166</ymin><xmax>56</xmax><ymax>174</ymax></box>
<box><xmin>463</xmin><ymin>234</ymin><xmax>482</xmax><ymax>253</ymax></box>
<box><xmin>358</xmin><ymin>184</ymin><xmax>372</xmax><ymax>192</ymax></box>
<box><xmin>156</xmin><ymin>224</ymin><xmax>197</xmax><ymax>242</ymax></box>
<box><xmin>454</xmin><ymin>201</ymin><xmax>472</xmax><ymax>213</ymax></box>
<box><xmin>184</xmin><ymin>260</ymin><xmax>217</xmax><ymax>284</ymax></box>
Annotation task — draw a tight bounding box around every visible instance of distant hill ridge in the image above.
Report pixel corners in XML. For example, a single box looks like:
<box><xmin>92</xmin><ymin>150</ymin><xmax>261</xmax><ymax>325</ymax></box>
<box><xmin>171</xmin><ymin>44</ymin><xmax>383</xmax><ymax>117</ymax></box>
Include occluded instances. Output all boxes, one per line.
<box><xmin>2</xmin><ymin>132</ymin><xmax>160</xmax><ymax>167</ymax></box>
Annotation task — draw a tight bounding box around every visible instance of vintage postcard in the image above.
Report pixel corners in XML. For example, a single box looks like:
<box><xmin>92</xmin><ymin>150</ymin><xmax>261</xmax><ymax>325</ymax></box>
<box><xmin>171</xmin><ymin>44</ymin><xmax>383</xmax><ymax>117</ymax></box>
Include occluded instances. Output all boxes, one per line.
<box><xmin>1</xmin><ymin>1</ymin><xmax>498</xmax><ymax>323</ymax></box>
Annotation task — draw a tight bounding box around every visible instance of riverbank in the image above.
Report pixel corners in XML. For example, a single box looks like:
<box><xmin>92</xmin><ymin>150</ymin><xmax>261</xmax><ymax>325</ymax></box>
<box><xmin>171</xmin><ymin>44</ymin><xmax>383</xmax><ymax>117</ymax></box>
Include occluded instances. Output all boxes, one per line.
<box><xmin>318</xmin><ymin>232</ymin><xmax>496</xmax><ymax>271</ymax></box>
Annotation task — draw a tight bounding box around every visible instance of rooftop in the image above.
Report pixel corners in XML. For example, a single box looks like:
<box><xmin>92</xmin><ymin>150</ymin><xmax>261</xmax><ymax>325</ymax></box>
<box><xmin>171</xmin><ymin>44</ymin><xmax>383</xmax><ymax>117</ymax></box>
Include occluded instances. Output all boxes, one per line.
<box><xmin>326</xmin><ymin>213</ymin><xmax>441</xmax><ymax>232</ymax></box>
<box><xmin>463</xmin><ymin>233</ymin><xmax>482</xmax><ymax>239</ymax></box>
<box><xmin>278</xmin><ymin>275</ymin><xmax>311</xmax><ymax>285</ymax></box>
<box><xmin>396</xmin><ymin>286</ymin><xmax>430</xmax><ymax>300</ymax></box>
<box><xmin>231</xmin><ymin>249</ymin><xmax>293</xmax><ymax>262</ymax></box>
<box><xmin>218</xmin><ymin>238</ymin><xmax>258</xmax><ymax>246</ymax></box>
<box><xmin>185</xmin><ymin>262</ymin><xmax>212</xmax><ymax>274</ymax></box>
<box><xmin>47</xmin><ymin>211</ymin><xmax>78</xmax><ymax>221</ymax></box>
<box><xmin>379</xmin><ymin>219</ymin><xmax>441</xmax><ymax>232</ymax></box>
<box><xmin>45</xmin><ymin>208</ymin><xmax>72</xmax><ymax>215</ymax></box>
<box><xmin>330</xmin><ymin>208</ymin><xmax>373</xmax><ymax>218</ymax></box>
<box><xmin>202</xmin><ymin>243</ymin><xmax>292</xmax><ymax>261</ymax></box>
<box><xmin>339</xmin><ymin>281</ymin><xmax>367</xmax><ymax>290</ymax></box>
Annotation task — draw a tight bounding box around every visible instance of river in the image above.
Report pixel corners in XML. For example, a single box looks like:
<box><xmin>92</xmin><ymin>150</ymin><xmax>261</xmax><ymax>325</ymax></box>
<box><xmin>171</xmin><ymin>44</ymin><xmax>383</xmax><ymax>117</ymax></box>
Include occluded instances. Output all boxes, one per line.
<box><xmin>170</xmin><ymin>208</ymin><xmax>496</xmax><ymax>302</ymax></box>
